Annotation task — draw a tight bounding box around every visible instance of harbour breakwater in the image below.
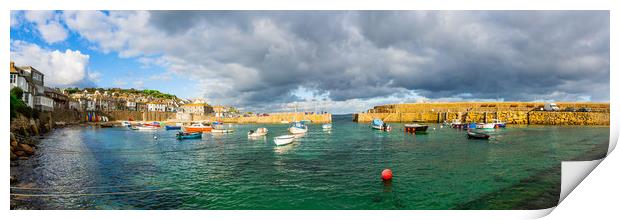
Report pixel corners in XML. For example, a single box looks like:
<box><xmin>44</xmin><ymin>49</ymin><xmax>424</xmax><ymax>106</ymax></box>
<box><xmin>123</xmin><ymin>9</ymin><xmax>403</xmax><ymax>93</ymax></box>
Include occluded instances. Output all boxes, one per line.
<box><xmin>102</xmin><ymin>111</ymin><xmax>332</xmax><ymax>124</ymax></box>
<box><xmin>353</xmin><ymin>102</ymin><xmax>610</xmax><ymax>125</ymax></box>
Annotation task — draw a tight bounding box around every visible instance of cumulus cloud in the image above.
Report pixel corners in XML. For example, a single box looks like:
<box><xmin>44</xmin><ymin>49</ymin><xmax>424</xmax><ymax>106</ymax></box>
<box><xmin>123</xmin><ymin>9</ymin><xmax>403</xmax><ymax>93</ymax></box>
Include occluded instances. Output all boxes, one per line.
<box><xmin>10</xmin><ymin>40</ymin><xmax>95</xmax><ymax>87</ymax></box>
<box><xmin>23</xmin><ymin>11</ymin><xmax>68</xmax><ymax>44</ymax></box>
<box><xmin>16</xmin><ymin>11</ymin><xmax>609</xmax><ymax>113</ymax></box>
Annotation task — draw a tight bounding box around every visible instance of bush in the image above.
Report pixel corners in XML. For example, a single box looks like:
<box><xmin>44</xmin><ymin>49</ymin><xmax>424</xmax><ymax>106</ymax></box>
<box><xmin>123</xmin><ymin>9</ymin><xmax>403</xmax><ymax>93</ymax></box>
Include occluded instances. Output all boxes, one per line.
<box><xmin>10</xmin><ymin>91</ymin><xmax>38</xmax><ymax>119</ymax></box>
<box><xmin>11</xmin><ymin>87</ymin><xmax>23</xmax><ymax>99</ymax></box>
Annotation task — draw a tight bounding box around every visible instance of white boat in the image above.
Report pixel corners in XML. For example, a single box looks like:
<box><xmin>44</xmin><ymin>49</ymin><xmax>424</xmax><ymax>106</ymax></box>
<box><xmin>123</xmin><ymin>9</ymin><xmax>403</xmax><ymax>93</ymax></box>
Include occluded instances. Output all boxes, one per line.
<box><xmin>476</xmin><ymin>123</ymin><xmax>496</xmax><ymax>129</ymax></box>
<box><xmin>491</xmin><ymin>119</ymin><xmax>506</xmax><ymax>128</ymax></box>
<box><xmin>322</xmin><ymin>124</ymin><xmax>332</xmax><ymax>130</ymax></box>
<box><xmin>288</xmin><ymin>122</ymin><xmax>308</xmax><ymax>134</ymax></box>
<box><xmin>280</xmin><ymin>120</ymin><xmax>290</xmax><ymax>124</ymax></box>
<box><xmin>274</xmin><ymin>135</ymin><xmax>295</xmax><ymax>146</ymax></box>
<box><xmin>212</xmin><ymin>128</ymin><xmax>235</xmax><ymax>133</ymax></box>
<box><xmin>371</xmin><ymin>118</ymin><xmax>391</xmax><ymax>131</ymax></box>
<box><xmin>248</xmin><ymin>127</ymin><xmax>268</xmax><ymax>137</ymax></box>
<box><xmin>120</xmin><ymin>121</ymin><xmax>131</xmax><ymax>127</ymax></box>
<box><xmin>132</xmin><ymin>125</ymin><xmax>158</xmax><ymax>130</ymax></box>
<box><xmin>212</xmin><ymin>124</ymin><xmax>234</xmax><ymax>133</ymax></box>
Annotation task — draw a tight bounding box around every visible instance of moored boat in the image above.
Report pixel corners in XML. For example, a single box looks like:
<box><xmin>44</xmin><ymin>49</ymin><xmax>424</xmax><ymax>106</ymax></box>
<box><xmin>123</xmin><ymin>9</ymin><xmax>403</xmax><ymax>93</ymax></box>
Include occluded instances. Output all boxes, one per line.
<box><xmin>491</xmin><ymin>119</ymin><xmax>506</xmax><ymax>128</ymax></box>
<box><xmin>476</xmin><ymin>123</ymin><xmax>496</xmax><ymax>129</ymax></box>
<box><xmin>132</xmin><ymin>125</ymin><xmax>158</xmax><ymax>130</ymax></box>
<box><xmin>248</xmin><ymin>127</ymin><xmax>268</xmax><ymax>137</ymax></box>
<box><xmin>212</xmin><ymin>123</ymin><xmax>234</xmax><ymax>133</ymax></box>
<box><xmin>322</xmin><ymin>124</ymin><xmax>332</xmax><ymax>130</ymax></box>
<box><xmin>99</xmin><ymin>123</ymin><xmax>114</xmax><ymax>128</ymax></box>
<box><xmin>176</xmin><ymin>132</ymin><xmax>202</xmax><ymax>140</ymax></box>
<box><xmin>371</xmin><ymin>118</ymin><xmax>391</xmax><ymax>131</ymax></box>
<box><xmin>288</xmin><ymin>122</ymin><xmax>308</xmax><ymax>134</ymax></box>
<box><xmin>120</xmin><ymin>121</ymin><xmax>132</xmax><ymax>127</ymax></box>
<box><xmin>274</xmin><ymin>135</ymin><xmax>295</xmax><ymax>146</ymax></box>
<box><xmin>165</xmin><ymin>125</ymin><xmax>182</xmax><ymax>130</ymax></box>
<box><xmin>467</xmin><ymin>131</ymin><xmax>491</xmax><ymax>139</ymax></box>
<box><xmin>184</xmin><ymin>122</ymin><xmax>213</xmax><ymax>133</ymax></box>
<box><xmin>143</xmin><ymin>122</ymin><xmax>161</xmax><ymax>127</ymax></box>
<box><xmin>404</xmin><ymin>124</ymin><xmax>429</xmax><ymax>133</ymax></box>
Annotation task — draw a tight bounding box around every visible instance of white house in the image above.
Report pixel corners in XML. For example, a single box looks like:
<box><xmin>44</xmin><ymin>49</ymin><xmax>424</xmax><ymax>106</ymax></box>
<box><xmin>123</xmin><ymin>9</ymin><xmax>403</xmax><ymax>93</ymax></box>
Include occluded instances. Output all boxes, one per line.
<box><xmin>126</xmin><ymin>101</ymin><xmax>137</xmax><ymax>111</ymax></box>
<box><xmin>34</xmin><ymin>96</ymin><xmax>54</xmax><ymax>112</ymax></box>
<box><xmin>10</xmin><ymin>62</ymin><xmax>34</xmax><ymax>108</ymax></box>
<box><xmin>147</xmin><ymin>102</ymin><xmax>166</xmax><ymax>112</ymax></box>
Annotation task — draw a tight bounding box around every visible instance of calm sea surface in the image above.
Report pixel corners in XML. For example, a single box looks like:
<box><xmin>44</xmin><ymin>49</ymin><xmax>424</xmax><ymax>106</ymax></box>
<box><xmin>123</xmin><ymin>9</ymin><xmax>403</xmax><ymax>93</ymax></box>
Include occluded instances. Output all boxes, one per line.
<box><xmin>11</xmin><ymin>115</ymin><xmax>609</xmax><ymax>209</ymax></box>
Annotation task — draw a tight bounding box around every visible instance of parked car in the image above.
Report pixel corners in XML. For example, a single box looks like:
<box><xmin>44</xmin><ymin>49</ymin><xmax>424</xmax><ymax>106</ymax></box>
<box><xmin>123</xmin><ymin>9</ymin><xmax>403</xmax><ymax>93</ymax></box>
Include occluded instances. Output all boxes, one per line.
<box><xmin>565</xmin><ymin>107</ymin><xmax>576</xmax><ymax>112</ymax></box>
<box><xmin>544</xmin><ymin>103</ymin><xmax>560</xmax><ymax>111</ymax></box>
<box><xmin>577</xmin><ymin>107</ymin><xmax>592</xmax><ymax>112</ymax></box>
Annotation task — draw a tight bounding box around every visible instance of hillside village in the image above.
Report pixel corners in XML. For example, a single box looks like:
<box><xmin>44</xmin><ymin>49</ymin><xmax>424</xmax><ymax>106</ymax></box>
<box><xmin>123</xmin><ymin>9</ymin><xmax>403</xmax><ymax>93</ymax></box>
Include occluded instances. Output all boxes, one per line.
<box><xmin>10</xmin><ymin>61</ymin><xmax>237</xmax><ymax>117</ymax></box>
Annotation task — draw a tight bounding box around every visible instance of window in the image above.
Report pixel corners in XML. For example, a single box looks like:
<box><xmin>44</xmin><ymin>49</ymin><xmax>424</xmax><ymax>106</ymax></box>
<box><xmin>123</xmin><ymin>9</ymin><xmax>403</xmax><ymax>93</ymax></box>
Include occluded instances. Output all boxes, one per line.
<box><xmin>10</xmin><ymin>74</ymin><xmax>16</xmax><ymax>84</ymax></box>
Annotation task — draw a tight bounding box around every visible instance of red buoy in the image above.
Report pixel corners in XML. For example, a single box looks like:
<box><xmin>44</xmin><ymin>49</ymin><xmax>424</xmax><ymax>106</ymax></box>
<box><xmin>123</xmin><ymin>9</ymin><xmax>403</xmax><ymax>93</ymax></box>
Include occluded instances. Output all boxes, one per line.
<box><xmin>381</xmin><ymin>169</ymin><xmax>393</xmax><ymax>181</ymax></box>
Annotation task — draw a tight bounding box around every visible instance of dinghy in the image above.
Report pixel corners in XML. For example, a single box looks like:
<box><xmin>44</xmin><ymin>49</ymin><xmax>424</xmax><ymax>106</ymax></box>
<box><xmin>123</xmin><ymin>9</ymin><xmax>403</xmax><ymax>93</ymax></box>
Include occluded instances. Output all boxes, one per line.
<box><xmin>467</xmin><ymin>131</ymin><xmax>490</xmax><ymax>139</ymax></box>
<box><xmin>176</xmin><ymin>132</ymin><xmax>202</xmax><ymax>140</ymax></box>
<box><xmin>404</xmin><ymin>124</ymin><xmax>429</xmax><ymax>133</ymax></box>
<box><xmin>248</xmin><ymin>127</ymin><xmax>268</xmax><ymax>137</ymax></box>
<box><xmin>165</xmin><ymin>125</ymin><xmax>182</xmax><ymax>130</ymax></box>
<box><xmin>288</xmin><ymin>122</ymin><xmax>308</xmax><ymax>134</ymax></box>
<box><xmin>322</xmin><ymin>124</ymin><xmax>332</xmax><ymax>130</ymax></box>
<box><xmin>476</xmin><ymin>123</ymin><xmax>497</xmax><ymax>129</ymax></box>
<box><xmin>371</xmin><ymin>118</ymin><xmax>391</xmax><ymax>131</ymax></box>
<box><xmin>184</xmin><ymin>122</ymin><xmax>213</xmax><ymax>133</ymax></box>
<box><xmin>274</xmin><ymin>135</ymin><xmax>295</xmax><ymax>146</ymax></box>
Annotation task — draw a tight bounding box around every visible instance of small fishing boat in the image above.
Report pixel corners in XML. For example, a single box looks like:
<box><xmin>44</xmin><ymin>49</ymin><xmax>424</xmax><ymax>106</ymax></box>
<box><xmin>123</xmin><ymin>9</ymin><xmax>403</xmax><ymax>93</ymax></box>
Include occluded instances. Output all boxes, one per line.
<box><xmin>288</xmin><ymin>122</ymin><xmax>308</xmax><ymax>134</ymax></box>
<box><xmin>212</xmin><ymin>123</ymin><xmax>235</xmax><ymax>133</ymax></box>
<box><xmin>165</xmin><ymin>125</ymin><xmax>182</xmax><ymax>130</ymax></box>
<box><xmin>371</xmin><ymin>118</ymin><xmax>391</xmax><ymax>131</ymax></box>
<box><xmin>176</xmin><ymin>132</ymin><xmax>202</xmax><ymax>140</ymax></box>
<box><xmin>491</xmin><ymin>119</ymin><xmax>506</xmax><ymax>128</ymax></box>
<box><xmin>184</xmin><ymin>122</ymin><xmax>213</xmax><ymax>133</ymax></box>
<box><xmin>143</xmin><ymin>122</ymin><xmax>161</xmax><ymax>127</ymax></box>
<box><xmin>120</xmin><ymin>121</ymin><xmax>131</xmax><ymax>127</ymax></box>
<box><xmin>322</xmin><ymin>124</ymin><xmax>332</xmax><ymax>130</ymax></box>
<box><xmin>467</xmin><ymin>131</ymin><xmax>491</xmax><ymax>139</ymax></box>
<box><xmin>476</xmin><ymin>123</ymin><xmax>497</xmax><ymax>129</ymax></box>
<box><xmin>132</xmin><ymin>125</ymin><xmax>158</xmax><ymax>130</ymax></box>
<box><xmin>280</xmin><ymin>120</ymin><xmax>290</xmax><ymax>124</ymax></box>
<box><xmin>99</xmin><ymin>123</ymin><xmax>114</xmax><ymax>128</ymax></box>
<box><xmin>404</xmin><ymin>124</ymin><xmax>429</xmax><ymax>133</ymax></box>
<box><xmin>248</xmin><ymin>127</ymin><xmax>268</xmax><ymax>137</ymax></box>
<box><xmin>274</xmin><ymin>135</ymin><xmax>295</xmax><ymax>146</ymax></box>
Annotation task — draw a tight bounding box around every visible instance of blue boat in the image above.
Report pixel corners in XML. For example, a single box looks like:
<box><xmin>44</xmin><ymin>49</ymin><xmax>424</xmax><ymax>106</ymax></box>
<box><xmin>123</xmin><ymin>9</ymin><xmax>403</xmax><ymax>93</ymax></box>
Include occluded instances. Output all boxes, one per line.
<box><xmin>371</xmin><ymin>119</ymin><xmax>384</xmax><ymax>130</ymax></box>
<box><xmin>165</xmin><ymin>125</ymin><xmax>182</xmax><ymax>130</ymax></box>
<box><xmin>176</xmin><ymin>132</ymin><xmax>202</xmax><ymax>140</ymax></box>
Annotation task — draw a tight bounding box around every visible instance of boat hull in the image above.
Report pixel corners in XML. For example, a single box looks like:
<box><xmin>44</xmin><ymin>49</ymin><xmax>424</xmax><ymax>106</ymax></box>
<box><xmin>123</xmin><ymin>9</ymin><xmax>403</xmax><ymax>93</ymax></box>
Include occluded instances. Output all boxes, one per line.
<box><xmin>212</xmin><ymin>129</ymin><xmax>234</xmax><ymax>133</ymax></box>
<box><xmin>467</xmin><ymin>131</ymin><xmax>490</xmax><ymax>139</ymax></box>
<box><xmin>404</xmin><ymin>125</ymin><xmax>429</xmax><ymax>133</ymax></box>
<box><xmin>274</xmin><ymin>135</ymin><xmax>295</xmax><ymax>146</ymax></box>
<box><xmin>185</xmin><ymin>127</ymin><xmax>213</xmax><ymax>133</ymax></box>
<box><xmin>165</xmin><ymin>126</ymin><xmax>182</xmax><ymax>130</ymax></box>
<box><xmin>176</xmin><ymin>132</ymin><xmax>202</xmax><ymax>139</ymax></box>
<box><xmin>288</xmin><ymin>127</ymin><xmax>308</xmax><ymax>134</ymax></box>
<box><xmin>322</xmin><ymin>124</ymin><xmax>332</xmax><ymax>130</ymax></box>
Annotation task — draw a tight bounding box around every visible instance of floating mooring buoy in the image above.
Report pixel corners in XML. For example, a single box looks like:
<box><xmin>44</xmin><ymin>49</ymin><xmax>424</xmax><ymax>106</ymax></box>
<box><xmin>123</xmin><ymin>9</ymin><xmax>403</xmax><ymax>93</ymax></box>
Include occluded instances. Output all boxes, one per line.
<box><xmin>381</xmin><ymin>169</ymin><xmax>393</xmax><ymax>181</ymax></box>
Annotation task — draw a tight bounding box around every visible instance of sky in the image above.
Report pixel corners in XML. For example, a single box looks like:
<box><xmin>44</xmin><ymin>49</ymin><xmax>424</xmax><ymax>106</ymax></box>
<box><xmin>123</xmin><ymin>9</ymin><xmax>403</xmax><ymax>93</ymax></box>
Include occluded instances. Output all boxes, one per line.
<box><xmin>10</xmin><ymin>11</ymin><xmax>610</xmax><ymax>114</ymax></box>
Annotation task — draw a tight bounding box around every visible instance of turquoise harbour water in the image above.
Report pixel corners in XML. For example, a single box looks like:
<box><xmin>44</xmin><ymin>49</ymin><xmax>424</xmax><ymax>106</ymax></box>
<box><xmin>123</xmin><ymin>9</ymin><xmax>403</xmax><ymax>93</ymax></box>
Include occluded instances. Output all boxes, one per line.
<box><xmin>11</xmin><ymin>115</ymin><xmax>608</xmax><ymax>210</ymax></box>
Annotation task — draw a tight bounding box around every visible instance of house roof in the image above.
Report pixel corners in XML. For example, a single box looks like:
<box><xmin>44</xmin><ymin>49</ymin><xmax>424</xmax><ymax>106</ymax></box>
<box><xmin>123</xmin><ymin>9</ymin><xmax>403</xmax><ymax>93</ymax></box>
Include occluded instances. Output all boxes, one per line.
<box><xmin>10</xmin><ymin>62</ymin><xmax>20</xmax><ymax>74</ymax></box>
<box><xmin>182</xmin><ymin>103</ymin><xmax>211</xmax><ymax>107</ymax></box>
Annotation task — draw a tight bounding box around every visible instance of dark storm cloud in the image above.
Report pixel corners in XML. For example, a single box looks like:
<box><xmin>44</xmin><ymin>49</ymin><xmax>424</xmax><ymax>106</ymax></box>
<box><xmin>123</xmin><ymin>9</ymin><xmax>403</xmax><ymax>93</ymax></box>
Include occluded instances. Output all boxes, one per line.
<box><xmin>144</xmin><ymin>11</ymin><xmax>610</xmax><ymax>107</ymax></box>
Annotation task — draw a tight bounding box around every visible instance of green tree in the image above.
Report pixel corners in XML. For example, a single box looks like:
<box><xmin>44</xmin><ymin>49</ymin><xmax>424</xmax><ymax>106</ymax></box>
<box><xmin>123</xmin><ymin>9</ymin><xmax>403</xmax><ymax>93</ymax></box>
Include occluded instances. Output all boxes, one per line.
<box><xmin>10</xmin><ymin>87</ymin><xmax>24</xmax><ymax>99</ymax></box>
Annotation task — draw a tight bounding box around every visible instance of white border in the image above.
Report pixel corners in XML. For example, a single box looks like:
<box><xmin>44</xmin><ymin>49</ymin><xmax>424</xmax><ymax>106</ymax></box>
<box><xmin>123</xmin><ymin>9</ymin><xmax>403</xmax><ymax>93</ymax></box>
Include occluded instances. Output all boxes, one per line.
<box><xmin>2</xmin><ymin>1</ymin><xmax>617</xmax><ymax>220</ymax></box>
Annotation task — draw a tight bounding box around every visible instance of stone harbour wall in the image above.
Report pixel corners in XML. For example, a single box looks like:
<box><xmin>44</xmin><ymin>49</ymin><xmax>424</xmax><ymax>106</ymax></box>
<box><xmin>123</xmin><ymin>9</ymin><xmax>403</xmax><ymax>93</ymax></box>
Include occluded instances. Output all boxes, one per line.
<box><xmin>354</xmin><ymin>110</ymin><xmax>609</xmax><ymax>125</ymax></box>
